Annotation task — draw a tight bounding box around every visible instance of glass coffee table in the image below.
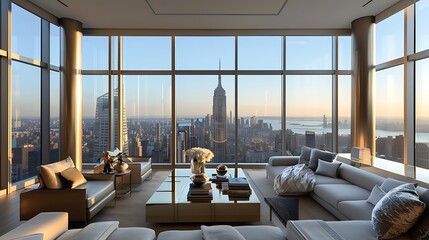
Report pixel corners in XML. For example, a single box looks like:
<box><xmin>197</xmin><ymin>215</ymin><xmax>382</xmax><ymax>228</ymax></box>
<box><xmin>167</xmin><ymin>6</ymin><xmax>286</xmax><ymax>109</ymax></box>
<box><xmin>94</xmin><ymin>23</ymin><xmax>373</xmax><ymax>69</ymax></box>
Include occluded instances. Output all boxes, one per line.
<box><xmin>146</xmin><ymin>168</ymin><xmax>260</xmax><ymax>223</ymax></box>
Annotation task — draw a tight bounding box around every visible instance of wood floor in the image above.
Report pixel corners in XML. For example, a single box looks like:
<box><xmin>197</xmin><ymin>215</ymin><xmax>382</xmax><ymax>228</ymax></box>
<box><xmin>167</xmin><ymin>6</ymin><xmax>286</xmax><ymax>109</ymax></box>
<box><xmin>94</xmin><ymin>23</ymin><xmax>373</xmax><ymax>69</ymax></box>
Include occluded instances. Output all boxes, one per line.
<box><xmin>0</xmin><ymin>168</ymin><xmax>336</xmax><ymax>236</ymax></box>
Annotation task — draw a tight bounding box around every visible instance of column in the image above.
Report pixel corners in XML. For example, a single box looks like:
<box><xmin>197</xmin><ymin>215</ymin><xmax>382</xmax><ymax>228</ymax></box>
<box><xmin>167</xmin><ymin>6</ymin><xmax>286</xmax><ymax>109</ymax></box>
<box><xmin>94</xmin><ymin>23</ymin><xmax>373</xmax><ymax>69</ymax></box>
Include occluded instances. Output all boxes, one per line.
<box><xmin>351</xmin><ymin>16</ymin><xmax>375</xmax><ymax>155</ymax></box>
<box><xmin>60</xmin><ymin>18</ymin><xmax>82</xmax><ymax>169</ymax></box>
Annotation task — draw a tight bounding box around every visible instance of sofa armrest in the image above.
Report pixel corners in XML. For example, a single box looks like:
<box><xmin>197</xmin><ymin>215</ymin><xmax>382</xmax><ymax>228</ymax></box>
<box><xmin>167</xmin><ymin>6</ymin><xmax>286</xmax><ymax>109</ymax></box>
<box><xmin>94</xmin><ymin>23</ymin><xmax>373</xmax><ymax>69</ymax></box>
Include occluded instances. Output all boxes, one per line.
<box><xmin>268</xmin><ymin>156</ymin><xmax>299</xmax><ymax>166</ymax></box>
<box><xmin>20</xmin><ymin>188</ymin><xmax>87</xmax><ymax>222</ymax></box>
<box><xmin>83</xmin><ymin>173</ymin><xmax>115</xmax><ymax>182</ymax></box>
<box><xmin>0</xmin><ymin>212</ymin><xmax>68</xmax><ymax>240</ymax></box>
<box><xmin>128</xmin><ymin>157</ymin><xmax>151</xmax><ymax>163</ymax></box>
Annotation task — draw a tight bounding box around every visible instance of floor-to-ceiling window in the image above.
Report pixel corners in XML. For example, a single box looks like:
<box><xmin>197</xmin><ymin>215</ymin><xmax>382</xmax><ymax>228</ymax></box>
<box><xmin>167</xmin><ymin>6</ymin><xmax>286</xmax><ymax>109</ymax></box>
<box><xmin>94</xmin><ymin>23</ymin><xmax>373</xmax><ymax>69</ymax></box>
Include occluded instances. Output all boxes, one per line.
<box><xmin>375</xmin><ymin>10</ymin><xmax>405</xmax><ymax>166</ymax></box>
<box><xmin>10</xmin><ymin>3</ymin><xmax>60</xmax><ymax>183</ymax></box>
<box><xmin>338</xmin><ymin>36</ymin><xmax>352</xmax><ymax>153</ymax></box>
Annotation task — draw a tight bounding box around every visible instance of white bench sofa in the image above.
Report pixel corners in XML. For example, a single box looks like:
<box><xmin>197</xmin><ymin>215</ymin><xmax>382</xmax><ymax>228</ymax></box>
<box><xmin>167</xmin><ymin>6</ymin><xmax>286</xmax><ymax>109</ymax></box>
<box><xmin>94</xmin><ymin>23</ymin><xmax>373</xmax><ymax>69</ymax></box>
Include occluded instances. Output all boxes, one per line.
<box><xmin>0</xmin><ymin>212</ymin><xmax>155</xmax><ymax>240</ymax></box>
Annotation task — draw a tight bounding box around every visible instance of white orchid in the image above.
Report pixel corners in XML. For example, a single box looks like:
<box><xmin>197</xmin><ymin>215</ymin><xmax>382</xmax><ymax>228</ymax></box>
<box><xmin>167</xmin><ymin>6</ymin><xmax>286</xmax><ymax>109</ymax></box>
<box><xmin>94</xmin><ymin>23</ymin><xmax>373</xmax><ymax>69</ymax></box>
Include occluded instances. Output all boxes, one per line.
<box><xmin>186</xmin><ymin>147</ymin><xmax>214</xmax><ymax>163</ymax></box>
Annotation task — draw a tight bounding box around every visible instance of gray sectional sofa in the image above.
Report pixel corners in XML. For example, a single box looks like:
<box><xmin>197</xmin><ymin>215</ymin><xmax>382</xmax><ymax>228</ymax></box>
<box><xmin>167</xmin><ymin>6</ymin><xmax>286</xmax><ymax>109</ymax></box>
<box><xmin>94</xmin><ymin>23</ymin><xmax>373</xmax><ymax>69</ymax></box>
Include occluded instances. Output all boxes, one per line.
<box><xmin>266</xmin><ymin>150</ymin><xmax>429</xmax><ymax>240</ymax></box>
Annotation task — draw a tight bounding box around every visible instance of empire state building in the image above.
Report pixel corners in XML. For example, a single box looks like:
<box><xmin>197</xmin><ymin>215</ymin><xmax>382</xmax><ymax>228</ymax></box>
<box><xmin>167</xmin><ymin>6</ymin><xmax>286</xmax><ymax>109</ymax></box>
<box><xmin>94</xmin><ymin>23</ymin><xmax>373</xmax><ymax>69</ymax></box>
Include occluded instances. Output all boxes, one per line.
<box><xmin>212</xmin><ymin>62</ymin><xmax>227</xmax><ymax>162</ymax></box>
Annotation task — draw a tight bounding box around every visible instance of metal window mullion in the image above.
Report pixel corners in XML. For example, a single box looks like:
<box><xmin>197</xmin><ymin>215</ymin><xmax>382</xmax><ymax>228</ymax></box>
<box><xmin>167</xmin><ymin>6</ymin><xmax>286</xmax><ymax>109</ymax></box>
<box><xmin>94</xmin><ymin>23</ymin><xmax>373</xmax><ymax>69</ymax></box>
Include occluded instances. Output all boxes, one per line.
<box><xmin>234</xmin><ymin>35</ymin><xmax>238</xmax><ymax>177</ymax></box>
<box><xmin>108</xmin><ymin>36</ymin><xmax>113</xmax><ymax>150</ymax></box>
<box><xmin>172</xmin><ymin>35</ymin><xmax>176</xmax><ymax>169</ymax></box>
<box><xmin>404</xmin><ymin>4</ymin><xmax>415</xmax><ymax>178</ymax></box>
<box><xmin>118</xmin><ymin>36</ymin><xmax>123</xmax><ymax>152</ymax></box>
<box><xmin>0</xmin><ymin>0</ymin><xmax>11</xmax><ymax>192</ymax></box>
<box><xmin>282</xmin><ymin>35</ymin><xmax>286</xmax><ymax>156</ymax></box>
<box><xmin>333</xmin><ymin>36</ymin><xmax>339</xmax><ymax>153</ymax></box>
<box><xmin>41</xmin><ymin>19</ymin><xmax>50</xmax><ymax>165</ymax></box>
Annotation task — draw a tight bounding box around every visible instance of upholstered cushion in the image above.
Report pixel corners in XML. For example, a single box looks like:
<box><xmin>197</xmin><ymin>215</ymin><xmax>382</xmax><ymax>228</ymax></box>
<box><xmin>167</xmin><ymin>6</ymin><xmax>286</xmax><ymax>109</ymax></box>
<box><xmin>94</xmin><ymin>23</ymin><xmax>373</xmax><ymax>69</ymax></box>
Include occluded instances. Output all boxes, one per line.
<box><xmin>75</xmin><ymin>180</ymin><xmax>115</xmax><ymax>208</ymax></box>
<box><xmin>298</xmin><ymin>146</ymin><xmax>312</xmax><ymax>165</ymax></box>
<box><xmin>372</xmin><ymin>183</ymin><xmax>426</xmax><ymax>239</ymax></box>
<box><xmin>60</xmin><ymin>167</ymin><xmax>87</xmax><ymax>189</ymax></box>
<box><xmin>10</xmin><ymin>234</ymin><xmax>44</xmax><ymax>240</ymax></box>
<box><xmin>68</xmin><ymin>221</ymin><xmax>119</xmax><ymax>240</ymax></box>
<box><xmin>201</xmin><ymin>225</ymin><xmax>245</xmax><ymax>240</ymax></box>
<box><xmin>338</xmin><ymin>200</ymin><xmax>374</xmax><ymax>220</ymax></box>
<box><xmin>411</xmin><ymin>190</ymin><xmax>429</xmax><ymax>240</ymax></box>
<box><xmin>40</xmin><ymin>157</ymin><xmax>75</xmax><ymax>189</ymax></box>
<box><xmin>380</xmin><ymin>178</ymin><xmax>407</xmax><ymax>193</ymax></box>
<box><xmin>106</xmin><ymin>228</ymin><xmax>156</xmax><ymax>240</ymax></box>
<box><xmin>313</xmin><ymin>184</ymin><xmax>370</xmax><ymax>208</ymax></box>
<box><xmin>367</xmin><ymin>185</ymin><xmax>386</xmax><ymax>206</ymax></box>
<box><xmin>314</xmin><ymin>174</ymin><xmax>350</xmax><ymax>185</ymax></box>
<box><xmin>315</xmin><ymin>160</ymin><xmax>341</xmax><ymax>178</ymax></box>
<box><xmin>309</xmin><ymin>149</ymin><xmax>336</xmax><ymax>171</ymax></box>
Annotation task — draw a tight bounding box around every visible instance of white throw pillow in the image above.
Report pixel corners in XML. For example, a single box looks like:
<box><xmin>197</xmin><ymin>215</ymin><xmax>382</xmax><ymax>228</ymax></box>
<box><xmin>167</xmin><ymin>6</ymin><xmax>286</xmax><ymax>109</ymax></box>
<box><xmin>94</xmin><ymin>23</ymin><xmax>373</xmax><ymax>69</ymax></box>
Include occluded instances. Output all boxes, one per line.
<box><xmin>314</xmin><ymin>159</ymin><xmax>341</xmax><ymax>178</ymax></box>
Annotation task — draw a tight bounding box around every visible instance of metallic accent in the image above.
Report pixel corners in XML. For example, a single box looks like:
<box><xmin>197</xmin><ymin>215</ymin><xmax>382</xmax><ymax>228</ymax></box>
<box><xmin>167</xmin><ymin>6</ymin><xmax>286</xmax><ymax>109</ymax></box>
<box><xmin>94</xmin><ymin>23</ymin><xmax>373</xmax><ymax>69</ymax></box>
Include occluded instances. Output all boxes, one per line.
<box><xmin>351</xmin><ymin>16</ymin><xmax>375</xmax><ymax>155</ymax></box>
<box><xmin>60</xmin><ymin>18</ymin><xmax>83</xmax><ymax>170</ymax></box>
<box><xmin>408</xmin><ymin>49</ymin><xmax>429</xmax><ymax>61</ymax></box>
<box><xmin>374</xmin><ymin>57</ymin><xmax>404</xmax><ymax>71</ymax></box>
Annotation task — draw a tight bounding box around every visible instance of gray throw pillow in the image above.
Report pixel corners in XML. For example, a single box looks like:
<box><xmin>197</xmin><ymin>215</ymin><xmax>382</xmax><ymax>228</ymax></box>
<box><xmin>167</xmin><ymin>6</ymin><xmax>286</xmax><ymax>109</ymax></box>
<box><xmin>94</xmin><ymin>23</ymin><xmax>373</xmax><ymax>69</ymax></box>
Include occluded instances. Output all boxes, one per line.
<box><xmin>367</xmin><ymin>185</ymin><xmax>386</xmax><ymax>206</ymax></box>
<box><xmin>298</xmin><ymin>146</ymin><xmax>312</xmax><ymax>165</ymax></box>
<box><xmin>411</xmin><ymin>190</ymin><xmax>429</xmax><ymax>240</ymax></box>
<box><xmin>372</xmin><ymin>183</ymin><xmax>426</xmax><ymax>239</ymax></box>
<box><xmin>380</xmin><ymin>178</ymin><xmax>407</xmax><ymax>193</ymax></box>
<box><xmin>314</xmin><ymin>159</ymin><xmax>341</xmax><ymax>178</ymax></box>
<box><xmin>308</xmin><ymin>149</ymin><xmax>336</xmax><ymax>171</ymax></box>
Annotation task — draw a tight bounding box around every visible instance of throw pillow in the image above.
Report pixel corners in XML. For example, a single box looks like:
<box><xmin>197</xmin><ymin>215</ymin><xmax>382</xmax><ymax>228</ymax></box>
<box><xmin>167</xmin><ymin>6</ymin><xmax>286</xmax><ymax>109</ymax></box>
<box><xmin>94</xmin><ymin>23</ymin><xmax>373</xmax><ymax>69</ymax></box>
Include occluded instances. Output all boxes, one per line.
<box><xmin>367</xmin><ymin>185</ymin><xmax>386</xmax><ymax>206</ymax></box>
<box><xmin>314</xmin><ymin>159</ymin><xmax>341</xmax><ymax>178</ymax></box>
<box><xmin>298</xmin><ymin>146</ymin><xmax>312</xmax><ymax>165</ymax></box>
<box><xmin>411</xmin><ymin>190</ymin><xmax>429</xmax><ymax>240</ymax></box>
<box><xmin>380</xmin><ymin>178</ymin><xmax>407</xmax><ymax>193</ymax></box>
<box><xmin>60</xmin><ymin>167</ymin><xmax>87</xmax><ymax>189</ymax></box>
<box><xmin>308</xmin><ymin>149</ymin><xmax>336</xmax><ymax>171</ymax></box>
<box><xmin>372</xmin><ymin>183</ymin><xmax>426</xmax><ymax>239</ymax></box>
<box><xmin>40</xmin><ymin>156</ymin><xmax>75</xmax><ymax>189</ymax></box>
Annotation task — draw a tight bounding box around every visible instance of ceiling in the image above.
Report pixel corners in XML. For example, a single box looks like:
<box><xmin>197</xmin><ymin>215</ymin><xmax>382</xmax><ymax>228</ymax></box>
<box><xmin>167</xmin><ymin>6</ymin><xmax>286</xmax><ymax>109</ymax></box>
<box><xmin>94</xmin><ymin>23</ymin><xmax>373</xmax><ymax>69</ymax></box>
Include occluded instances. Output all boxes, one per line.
<box><xmin>28</xmin><ymin>0</ymin><xmax>401</xmax><ymax>29</ymax></box>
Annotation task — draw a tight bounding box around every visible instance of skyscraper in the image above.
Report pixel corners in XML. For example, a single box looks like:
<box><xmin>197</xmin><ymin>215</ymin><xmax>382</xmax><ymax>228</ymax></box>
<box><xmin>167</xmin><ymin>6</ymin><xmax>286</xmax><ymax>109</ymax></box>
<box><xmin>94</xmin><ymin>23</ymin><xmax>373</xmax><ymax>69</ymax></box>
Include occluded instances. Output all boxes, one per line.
<box><xmin>212</xmin><ymin>61</ymin><xmax>227</xmax><ymax>162</ymax></box>
<box><xmin>93</xmin><ymin>88</ymin><xmax>129</xmax><ymax>162</ymax></box>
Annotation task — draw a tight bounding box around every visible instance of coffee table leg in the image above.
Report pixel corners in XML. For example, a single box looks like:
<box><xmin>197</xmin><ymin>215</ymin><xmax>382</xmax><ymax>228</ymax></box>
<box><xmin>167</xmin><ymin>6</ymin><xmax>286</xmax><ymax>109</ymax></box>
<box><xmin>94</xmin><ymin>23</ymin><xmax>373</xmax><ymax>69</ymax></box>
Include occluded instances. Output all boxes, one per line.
<box><xmin>269</xmin><ymin>206</ymin><xmax>273</xmax><ymax>221</ymax></box>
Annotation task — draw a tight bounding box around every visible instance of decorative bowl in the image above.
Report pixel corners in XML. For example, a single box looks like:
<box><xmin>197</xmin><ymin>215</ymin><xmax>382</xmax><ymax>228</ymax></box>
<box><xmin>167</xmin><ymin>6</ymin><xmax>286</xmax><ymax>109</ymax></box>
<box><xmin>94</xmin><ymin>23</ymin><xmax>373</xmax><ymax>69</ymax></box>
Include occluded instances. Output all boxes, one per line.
<box><xmin>190</xmin><ymin>173</ymin><xmax>209</xmax><ymax>185</ymax></box>
<box><xmin>216</xmin><ymin>164</ymin><xmax>228</xmax><ymax>176</ymax></box>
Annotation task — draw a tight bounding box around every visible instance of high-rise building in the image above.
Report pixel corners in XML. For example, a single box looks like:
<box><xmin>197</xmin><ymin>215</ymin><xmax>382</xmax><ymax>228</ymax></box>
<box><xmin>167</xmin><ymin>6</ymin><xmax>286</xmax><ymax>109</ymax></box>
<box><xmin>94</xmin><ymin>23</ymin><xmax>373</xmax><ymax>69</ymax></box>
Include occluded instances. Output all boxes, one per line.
<box><xmin>212</xmin><ymin>61</ymin><xmax>227</xmax><ymax>162</ymax></box>
<box><xmin>305</xmin><ymin>130</ymin><xmax>316</xmax><ymax>148</ymax></box>
<box><xmin>93</xmin><ymin>88</ymin><xmax>129</xmax><ymax>162</ymax></box>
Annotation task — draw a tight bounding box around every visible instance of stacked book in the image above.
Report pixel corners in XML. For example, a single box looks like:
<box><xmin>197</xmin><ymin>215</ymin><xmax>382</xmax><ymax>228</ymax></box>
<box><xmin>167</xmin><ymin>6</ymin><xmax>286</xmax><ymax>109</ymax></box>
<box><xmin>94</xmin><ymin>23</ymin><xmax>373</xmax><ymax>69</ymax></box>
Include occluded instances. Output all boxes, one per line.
<box><xmin>187</xmin><ymin>183</ymin><xmax>213</xmax><ymax>202</ymax></box>
<box><xmin>222</xmin><ymin>177</ymin><xmax>252</xmax><ymax>201</ymax></box>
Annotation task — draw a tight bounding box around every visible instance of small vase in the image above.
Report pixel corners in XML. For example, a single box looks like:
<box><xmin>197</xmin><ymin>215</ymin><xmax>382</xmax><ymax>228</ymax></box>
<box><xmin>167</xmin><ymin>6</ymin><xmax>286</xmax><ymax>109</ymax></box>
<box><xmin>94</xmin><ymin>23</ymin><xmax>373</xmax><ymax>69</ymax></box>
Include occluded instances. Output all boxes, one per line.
<box><xmin>114</xmin><ymin>162</ymin><xmax>129</xmax><ymax>172</ymax></box>
<box><xmin>191</xmin><ymin>159</ymin><xmax>205</xmax><ymax>174</ymax></box>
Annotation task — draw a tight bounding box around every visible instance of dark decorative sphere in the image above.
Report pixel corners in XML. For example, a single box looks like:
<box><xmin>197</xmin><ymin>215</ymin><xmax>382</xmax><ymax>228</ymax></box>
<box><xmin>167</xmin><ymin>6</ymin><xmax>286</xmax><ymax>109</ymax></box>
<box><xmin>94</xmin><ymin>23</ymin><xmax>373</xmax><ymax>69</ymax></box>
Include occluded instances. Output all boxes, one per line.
<box><xmin>216</xmin><ymin>164</ymin><xmax>228</xmax><ymax>176</ymax></box>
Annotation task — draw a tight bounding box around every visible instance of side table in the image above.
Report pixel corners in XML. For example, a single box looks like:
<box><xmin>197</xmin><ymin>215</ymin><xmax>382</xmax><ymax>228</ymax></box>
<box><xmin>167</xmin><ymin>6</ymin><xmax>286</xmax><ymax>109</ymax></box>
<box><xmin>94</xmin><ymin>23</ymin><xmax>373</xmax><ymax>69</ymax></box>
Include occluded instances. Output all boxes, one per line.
<box><xmin>114</xmin><ymin>169</ymin><xmax>132</xmax><ymax>198</ymax></box>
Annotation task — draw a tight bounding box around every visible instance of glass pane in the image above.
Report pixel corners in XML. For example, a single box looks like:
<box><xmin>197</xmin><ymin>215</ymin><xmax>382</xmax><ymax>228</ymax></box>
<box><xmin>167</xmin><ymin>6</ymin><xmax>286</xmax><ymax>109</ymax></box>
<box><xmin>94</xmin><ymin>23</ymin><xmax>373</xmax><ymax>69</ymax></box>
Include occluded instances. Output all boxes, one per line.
<box><xmin>82</xmin><ymin>75</ymin><xmax>109</xmax><ymax>163</ymax></box>
<box><xmin>238</xmin><ymin>36</ymin><xmax>282</xmax><ymax>70</ymax></box>
<box><xmin>50</xmin><ymin>71</ymin><xmax>60</xmax><ymax>163</ymax></box>
<box><xmin>176</xmin><ymin>75</ymin><xmax>235</xmax><ymax>163</ymax></box>
<box><xmin>123</xmin><ymin>36</ymin><xmax>171</xmax><ymax>70</ymax></box>
<box><xmin>238</xmin><ymin>75</ymin><xmax>281</xmax><ymax>163</ymax></box>
<box><xmin>375</xmin><ymin>65</ymin><xmax>404</xmax><ymax>163</ymax></box>
<box><xmin>286</xmin><ymin>75</ymin><xmax>333</xmax><ymax>154</ymax></box>
<box><xmin>376</xmin><ymin>10</ymin><xmax>404</xmax><ymax>64</ymax></box>
<box><xmin>12</xmin><ymin>4</ymin><xmax>41</xmax><ymax>60</ymax></box>
<box><xmin>416</xmin><ymin>0</ymin><xmax>429</xmax><ymax>52</ymax></box>
<box><xmin>123</xmin><ymin>76</ymin><xmax>171</xmax><ymax>163</ymax></box>
<box><xmin>416</xmin><ymin>58</ymin><xmax>429</xmax><ymax>182</ymax></box>
<box><xmin>176</xmin><ymin>37</ymin><xmax>235</xmax><ymax>70</ymax></box>
<box><xmin>338</xmin><ymin>36</ymin><xmax>351</xmax><ymax>70</ymax></box>
<box><xmin>111</xmin><ymin>37</ymin><xmax>119</xmax><ymax>71</ymax></box>
<box><xmin>338</xmin><ymin>75</ymin><xmax>351</xmax><ymax>153</ymax></box>
<box><xmin>82</xmin><ymin>36</ymin><xmax>109</xmax><ymax>70</ymax></box>
<box><xmin>50</xmin><ymin>24</ymin><xmax>60</xmax><ymax>66</ymax></box>
<box><xmin>286</xmin><ymin>36</ymin><xmax>333</xmax><ymax>70</ymax></box>
<box><xmin>12</xmin><ymin>61</ymin><xmax>41</xmax><ymax>182</ymax></box>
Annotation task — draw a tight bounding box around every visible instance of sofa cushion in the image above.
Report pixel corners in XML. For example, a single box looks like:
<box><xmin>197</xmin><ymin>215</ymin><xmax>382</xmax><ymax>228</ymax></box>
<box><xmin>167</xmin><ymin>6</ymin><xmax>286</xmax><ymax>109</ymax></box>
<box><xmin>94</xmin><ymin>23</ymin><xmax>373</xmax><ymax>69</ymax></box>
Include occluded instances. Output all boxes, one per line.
<box><xmin>314</xmin><ymin>175</ymin><xmax>350</xmax><ymax>185</ymax></box>
<box><xmin>372</xmin><ymin>183</ymin><xmax>425</xmax><ymax>239</ymax></box>
<box><xmin>75</xmin><ymin>181</ymin><xmax>115</xmax><ymax>208</ymax></box>
<box><xmin>309</xmin><ymin>149</ymin><xmax>336</xmax><ymax>171</ymax></box>
<box><xmin>60</xmin><ymin>167</ymin><xmax>87</xmax><ymax>189</ymax></box>
<box><xmin>40</xmin><ymin>157</ymin><xmax>75</xmax><ymax>189</ymax></box>
<box><xmin>235</xmin><ymin>226</ymin><xmax>285</xmax><ymax>240</ymax></box>
<box><xmin>411</xmin><ymin>190</ymin><xmax>429</xmax><ymax>240</ymax></box>
<box><xmin>201</xmin><ymin>225</ymin><xmax>245</xmax><ymax>240</ymax></box>
<box><xmin>338</xmin><ymin>163</ymin><xmax>385</xmax><ymax>191</ymax></box>
<box><xmin>65</xmin><ymin>221</ymin><xmax>118</xmax><ymax>240</ymax></box>
<box><xmin>106</xmin><ymin>228</ymin><xmax>156</xmax><ymax>240</ymax></box>
<box><xmin>298</xmin><ymin>146</ymin><xmax>312</xmax><ymax>165</ymax></box>
<box><xmin>313</xmin><ymin>184</ymin><xmax>370</xmax><ymax>208</ymax></box>
<box><xmin>367</xmin><ymin>185</ymin><xmax>386</xmax><ymax>206</ymax></box>
<box><xmin>327</xmin><ymin>221</ymin><xmax>378</xmax><ymax>240</ymax></box>
<box><xmin>315</xmin><ymin>160</ymin><xmax>341</xmax><ymax>178</ymax></box>
<box><xmin>10</xmin><ymin>234</ymin><xmax>44</xmax><ymax>240</ymax></box>
<box><xmin>338</xmin><ymin>200</ymin><xmax>374</xmax><ymax>220</ymax></box>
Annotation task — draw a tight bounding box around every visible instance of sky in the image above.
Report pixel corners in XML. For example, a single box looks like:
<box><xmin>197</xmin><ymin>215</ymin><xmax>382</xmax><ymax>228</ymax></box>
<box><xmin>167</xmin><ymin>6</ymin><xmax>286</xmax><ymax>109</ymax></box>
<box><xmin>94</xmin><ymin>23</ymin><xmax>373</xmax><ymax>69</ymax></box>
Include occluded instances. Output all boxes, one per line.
<box><xmin>9</xmin><ymin>1</ymin><xmax>429</xmax><ymax>121</ymax></box>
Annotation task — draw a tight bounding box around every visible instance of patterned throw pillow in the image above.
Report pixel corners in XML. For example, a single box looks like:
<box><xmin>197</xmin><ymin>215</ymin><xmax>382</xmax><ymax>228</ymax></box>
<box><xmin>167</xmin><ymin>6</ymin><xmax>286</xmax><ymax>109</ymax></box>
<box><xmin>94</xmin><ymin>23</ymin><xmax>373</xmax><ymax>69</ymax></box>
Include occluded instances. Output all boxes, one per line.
<box><xmin>372</xmin><ymin>183</ymin><xmax>426</xmax><ymax>239</ymax></box>
<box><xmin>411</xmin><ymin>190</ymin><xmax>429</xmax><ymax>240</ymax></box>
